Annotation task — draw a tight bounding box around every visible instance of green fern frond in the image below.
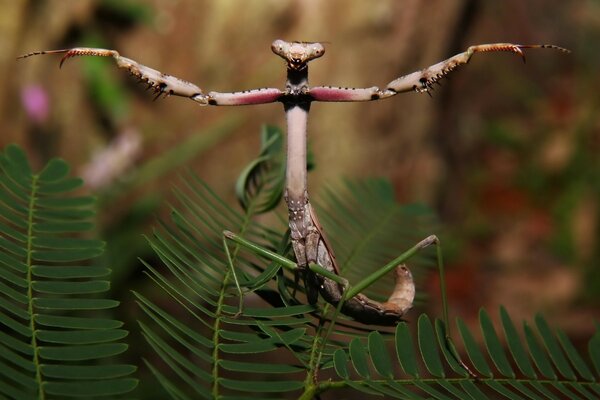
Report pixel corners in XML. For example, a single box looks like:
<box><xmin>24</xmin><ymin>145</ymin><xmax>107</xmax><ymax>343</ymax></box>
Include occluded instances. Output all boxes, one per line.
<box><xmin>137</xmin><ymin>126</ymin><xmax>446</xmax><ymax>398</ymax></box>
<box><xmin>138</xmin><ymin>126</ymin><xmax>597</xmax><ymax>399</ymax></box>
<box><xmin>235</xmin><ymin>125</ymin><xmax>286</xmax><ymax>214</ymax></box>
<box><xmin>332</xmin><ymin>307</ymin><xmax>600</xmax><ymax>399</ymax></box>
<box><xmin>316</xmin><ymin>178</ymin><xmax>438</xmax><ymax>304</ymax></box>
<box><xmin>0</xmin><ymin>144</ymin><xmax>137</xmax><ymax>398</ymax></box>
<box><xmin>137</xmin><ymin>127</ymin><xmax>317</xmax><ymax>398</ymax></box>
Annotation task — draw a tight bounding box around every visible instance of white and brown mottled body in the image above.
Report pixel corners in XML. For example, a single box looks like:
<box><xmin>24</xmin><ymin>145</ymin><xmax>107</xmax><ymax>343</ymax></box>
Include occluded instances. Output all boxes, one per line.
<box><xmin>19</xmin><ymin>40</ymin><xmax>568</xmax><ymax>325</ymax></box>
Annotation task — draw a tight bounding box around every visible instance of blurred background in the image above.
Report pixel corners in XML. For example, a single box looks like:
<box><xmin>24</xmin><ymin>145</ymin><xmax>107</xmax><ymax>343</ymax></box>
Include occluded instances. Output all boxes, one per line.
<box><xmin>2</xmin><ymin>0</ymin><xmax>598</xmax><ymax>390</ymax></box>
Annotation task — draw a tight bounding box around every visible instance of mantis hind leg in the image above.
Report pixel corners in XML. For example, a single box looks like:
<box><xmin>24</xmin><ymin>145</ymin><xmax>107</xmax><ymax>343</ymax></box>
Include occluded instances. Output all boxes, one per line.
<box><xmin>222</xmin><ymin>230</ymin><xmax>300</xmax><ymax>317</ymax></box>
<box><xmin>340</xmin><ymin>234</ymin><xmax>476</xmax><ymax>377</ymax></box>
<box><xmin>222</xmin><ymin>233</ymin><xmax>245</xmax><ymax>317</ymax></box>
<box><xmin>412</xmin><ymin>236</ymin><xmax>477</xmax><ymax>378</ymax></box>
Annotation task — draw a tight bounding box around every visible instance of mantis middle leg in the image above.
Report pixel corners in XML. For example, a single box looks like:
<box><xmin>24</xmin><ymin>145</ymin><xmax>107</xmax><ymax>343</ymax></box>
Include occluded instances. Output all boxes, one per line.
<box><xmin>223</xmin><ymin>229</ymin><xmax>436</xmax><ymax>327</ymax></box>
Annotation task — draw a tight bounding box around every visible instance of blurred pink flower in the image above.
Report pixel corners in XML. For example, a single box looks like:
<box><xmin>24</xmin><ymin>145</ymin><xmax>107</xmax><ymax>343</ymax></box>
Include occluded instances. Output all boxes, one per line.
<box><xmin>81</xmin><ymin>129</ymin><xmax>143</xmax><ymax>190</ymax></box>
<box><xmin>21</xmin><ymin>85</ymin><xmax>49</xmax><ymax>123</ymax></box>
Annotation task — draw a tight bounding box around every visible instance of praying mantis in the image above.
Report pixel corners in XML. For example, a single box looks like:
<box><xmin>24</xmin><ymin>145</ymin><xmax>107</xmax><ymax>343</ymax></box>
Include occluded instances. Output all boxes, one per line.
<box><xmin>19</xmin><ymin>40</ymin><xmax>568</xmax><ymax>330</ymax></box>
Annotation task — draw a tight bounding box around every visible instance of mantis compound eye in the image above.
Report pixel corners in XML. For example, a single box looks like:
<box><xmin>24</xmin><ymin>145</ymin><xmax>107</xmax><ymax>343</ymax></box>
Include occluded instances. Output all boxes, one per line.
<box><xmin>311</xmin><ymin>44</ymin><xmax>325</xmax><ymax>57</ymax></box>
<box><xmin>271</xmin><ymin>39</ymin><xmax>288</xmax><ymax>57</ymax></box>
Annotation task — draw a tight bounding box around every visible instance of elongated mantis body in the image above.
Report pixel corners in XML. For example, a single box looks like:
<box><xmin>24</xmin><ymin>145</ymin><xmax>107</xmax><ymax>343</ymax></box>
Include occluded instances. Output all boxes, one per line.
<box><xmin>19</xmin><ymin>40</ymin><xmax>568</xmax><ymax>327</ymax></box>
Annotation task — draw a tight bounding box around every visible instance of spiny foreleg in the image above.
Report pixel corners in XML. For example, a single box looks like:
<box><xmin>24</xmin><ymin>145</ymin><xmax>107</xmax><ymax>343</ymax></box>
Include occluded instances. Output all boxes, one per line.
<box><xmin>18</xmin><ymin>48</ymin><xmax>210</xmax><ymax>104</ymax></box>
<box><xmin>386</xmin><ymin>43</ymin><xmax>569</xmax><ymax>95</ymax></box>
<box><xmin>18</xmin><ymin>48</ymin><xmax>286</xmax><ymax>106</ymax></box>
<box><xmin>308</xmin><ymin>43</ymin><xmax>569</xmax><ymax>101</ymax></box>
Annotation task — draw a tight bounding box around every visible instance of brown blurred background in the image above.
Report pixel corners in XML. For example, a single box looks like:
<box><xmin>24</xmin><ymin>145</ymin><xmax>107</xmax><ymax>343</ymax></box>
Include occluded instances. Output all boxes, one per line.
<box><xmin>2</xmin><ymin>0</ymin><xmax>598</xmax><ymax>383</ymax></box>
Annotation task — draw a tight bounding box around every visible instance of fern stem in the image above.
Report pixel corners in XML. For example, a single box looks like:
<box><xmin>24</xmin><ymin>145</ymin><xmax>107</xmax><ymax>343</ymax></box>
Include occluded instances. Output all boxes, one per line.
<box><xmin>210</xmin><ymin>269</ymin><xmax>228</xmax><ymax>398</ymax></box>
<box><xmin>26</xmin><ymin>174</ymin><xmax>44</xmax><ymax>400</ymax></box>
<box><xmin>211</xmin><ymin>191</ymin><xmax>259</xmax><ymax>397</ymax></box>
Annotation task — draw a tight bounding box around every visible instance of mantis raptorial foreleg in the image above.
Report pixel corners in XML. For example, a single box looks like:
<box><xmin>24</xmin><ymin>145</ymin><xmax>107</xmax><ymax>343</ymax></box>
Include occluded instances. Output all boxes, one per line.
<box><xmin>17</xmin><ymin>48</ymin><xmax>285</xmax><ymax>105</ymax></box>
<box><xmin>307</xmin><ymin>43</ymin><xmax>569</xmax><ymax>101</ymax></box>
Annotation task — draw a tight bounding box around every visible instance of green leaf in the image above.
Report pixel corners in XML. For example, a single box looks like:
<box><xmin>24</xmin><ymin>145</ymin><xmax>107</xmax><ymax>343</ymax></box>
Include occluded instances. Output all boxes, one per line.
<box><xmin>144</xmin><ymin>360</ymin><xmax>195</xmax><ymax>400</ymax></box>
<box><xmin>219</xmin><ymin>329</ymin><xmax>305</xmax><ymax>354</ymax></box>
<box><xmin>37</xmin><ymin>329</ymin><xmax>129</xmax><ymax>344</ymax></box>
<box><xmin>32</xmin><ymin>236</ymin><xmax>104</xmax><ymax>249</ymax></box>
<box><xmin>32</xmin><ymin>280</ymin><xmax>110</xmax><ymax>294</ymax></box>
<box><xmin>5</xmin><ymin>144</ymin><xmax>32</xmax><ymax>179</ymax></box>
<box><xmin>418</xmin><ymin>314</ymin><xmax>444</xmax><ymax>377</ymax></box>
<box><xmin>33</xmin><ymin>298</ymin><xmax>119</xmax><ymax>310</ymax></box>
<box><xmin>235</xmin><ymin>125</ymin><xmax>285</xmax><ymax>214</ymax></box>
<box><xmin>38</xmin><ymin>158</ymin><xmax>70</xmax><ymax>182</ymax></box>
<box><xmin>0</xmin><ymin>330</ymin><xmax>33</xmax><ymax>355</ymax></box>
<box><xmin>479</xmin><ymin>308</ymin><xmax>515</xmax><ymax>377</ymax></box>
<box><xmin>535</xmin><ymin>314</ymin><xmax>576</xmax><ymax>380</ymax></box>
<box><xmin>135</xmin><ymin>293</ymin><xmax>213</xmax><ymax>349</ymax></box>
<box><xmin>434</xmin><ymin>319</ymin><xmax>470</xmax><ymax>377</ymax></box>
<box><xmin>35</xmin><ymin>207</ymin><xmax>95</xmax><ymax>220</ymax></box>
<box><xmin>41</xmin><ymin>364</ymin><xmax>137</xmax><ymax>379</ymax></box>
<box><xmin>218</xmin><ymin>360</ymin><xmax>302</xmax><ymax>374</ymax></box>
<box><xmin>36</xmin><ymin>177</ymin><xmax>84</xmax><ymax>194</ymax></box>
<box><xmin>0</xmin><ymin>279</ymin><xmax>29</xmax><ymax>303</ymax></box>
<box><xmin>219</xmin><ymin>378</ymin><xmax>304</xmax><ymax>393</ymax></box>
<box><xmin>588</xmin><ymin>332</ymin><xmax>600</xmax><ymax>377</ymax></box>
<box><xmin>35</xmin><ymin>196</ymin><xmax>95</xmax><ymax>209</ymax></box>
<box><xmin>485</xmin><ymin>380</ymin><xmax>524</xmax><ymax>399</ymax></box>
<box><xmin>500</xmin><ymin>306</ymin><xmax>537</xmax><ymax>379</ymax></box>
<box><xmin>0</xmin><ymin>296</ymin><xmax>29</xmax><ymax>320</ymax></box>
<box><xmin>414</xmin><ymin>381</ymin><xmax>455</xmax><ymax>400</ymax></box>
<box><xmin>395</xmin><ymin>322</ymin><xmax>419</xmax><ymax>377</ymax></box>
<box><xmin>33</xmin><ymin>248</ymin><xmax>104</xmax><ymax>262</ymax></box>
<box><xmin>141</xmin><ymin>324</ymin><xmax>212</xmax><ymax>386</ymax></box>
<box><xmin>32</xmin><ymin>265</ymin><xmax>111</xmax><ymax>279</ymax></box>
<box><xmin>459</xmin><ymin>380</ymin><xmax>488</xmax><ymax>400</ymax></box>
<box><xmin>349</xmin><ymin>337</ymin><xmax>371</xmax><ymax>379</ymax></box>
<box><xmin>33</xmin><ymin>221</ymin><xmax>94</xmax><ymax>233</ymax></box>
<box><xmin>551</xmin><ymin>382</ymin><xmax>582</xmax><ymax>399</ymax></box>
<box><xmin>43</xmin><ymin>379</ymin><xmax>138</xmax><ymax>397</ymax></box>
<box><xmin>232</xmin><ymin>304</ymin><xmax>315</xmax><ymax>318</ymax></box>
<box><xmin>39</xmin><ymin>343</ymin><xmax>128</xmax><ymax>361</ymax></box>
<box><xmin>524</xmin><ymin>321</ymin><xmax>557</xmax><ymax>379</ymax></box>
<box><xmin>35</xmin><ymin>315</ymin><xmax>123</xmax><ymax>329</ymax></box>
<box><xmin>458</xmin><ymin>317</ymin><xmax>492</xmax><ymax>377</ymax></box>
<box><xmin>0</xmin><ymin>221</ymin><xmax>27</xmax><ymax>242</ymax></box>
<box><xmin>386</xmin><ymin>381</ymin><xmax>427</xmax><ymax>399</ymax></box>
<box><xmin>333</xmin><ymin>349</ymin><xmax>350</xmax><ymax>379</ymax></box>
<box><xmin>530</xmin><ymin>381</ymin><xmax>562</xmax><ymax>400</ymax></box>
<box><xmin>0</xmin><ymin>251</ymin><xmax>27</xmax><ymax>273</ymax></box>
<box><xmin>0</xmin><ymin>312</ymin><xmax>32</xmax><ymax>336</ymax></box>
<box><xmin>368</xmin><ymin>331</ymin><xmax>393</xmax><ymax>378</ymax></box>
<box><xmin>509</xmin><ymin>380</ymin><xmax>543</xmax><ymax>399</ymax></box>
<box><xmin>556</xmin><ymin>329</ymin><xmax>595</xmax><ymax>381</ymax></box>
<box><xmin>0</xmin><ymin>345</ymin><xmax>36</xmax><ymax>371</ymax></box>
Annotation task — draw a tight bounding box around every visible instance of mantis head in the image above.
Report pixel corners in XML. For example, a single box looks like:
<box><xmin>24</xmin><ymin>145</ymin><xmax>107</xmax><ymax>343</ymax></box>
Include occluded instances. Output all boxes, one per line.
<box><xmin>271</xmin><ymin>39</ymin><xmax>325</xmax><ymax>71</ymax></box>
